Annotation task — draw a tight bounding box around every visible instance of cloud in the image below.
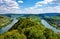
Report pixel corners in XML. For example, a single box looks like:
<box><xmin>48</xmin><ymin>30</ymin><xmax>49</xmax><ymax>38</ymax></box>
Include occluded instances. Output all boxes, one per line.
<box><xmin>22</xmin><ymin>6</ymin><xmax>60</xmax><ymax>14</ymax></box>
<box><xmin>0</xmin><ymin>0</ymin><xmax>19</xmax><ymax>8</ymax></box>
<box><xmin>44</xmin><ymin>0</ymin><xmax>54</xmax><ymax>3</ymax></box>
<box><xmin>35</xmin><ymin>0</ymin><xmax>59</xmax><ymax>7</ymax></box>
<box><xmin>0</xmin><ymin>6</ymin><xmax>22</xmax><ymax>14</ymax></box>
<box><xmin>36</xmin><ymin>0</ymin><xmax>54</xmax><ymax>5</ymax></box>
<box><xmin>0</xmin><ymin>0</ymin><xmax>60</xmax><ymax>14</ymax></box>
<box><xmin>22</xmin><ymin>0</ymin><xmax>60</xmax><ymax>14</ymax></box>
<box><xmin>42</xmin><ymin>6</ymin><xmax>60</xmax><ymax>13</ymax></box>
<box><xmin>18</xmin><ymin>0</ymin><xmax>23</xmax><ymax>3</ymax></box>
<box><xmin>0</xmin><ymin>0</ymin><xmax>24</xmax><ymax>14</ymax></box>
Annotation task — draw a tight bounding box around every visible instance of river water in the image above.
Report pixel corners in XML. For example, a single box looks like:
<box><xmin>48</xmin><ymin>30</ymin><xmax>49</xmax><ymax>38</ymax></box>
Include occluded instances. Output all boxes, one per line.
<box><xmin>41</xmin><ymin>19</ymin><xmax>60</xmax><ymax>33</ymax></box>
<box><xmin>0</xmin><ymin>18</ymin><xmax>18</xmax><ymax>34</ymax></box>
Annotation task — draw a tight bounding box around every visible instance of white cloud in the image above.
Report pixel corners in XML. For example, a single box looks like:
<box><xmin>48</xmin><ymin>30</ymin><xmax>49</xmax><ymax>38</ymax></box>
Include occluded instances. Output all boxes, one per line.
<box><xmin>42</xmin><ymin>6</ymin><xmax>60</xmax><ymax>13</ymax></box>
<box><xmin>22</xmin><ymin>6</ymin><xmax>60</xmax><ymax>14</ymax></box>
<box><xmin>18</xmin><ymin>0</ymin><xmax>23</xmax><ymax>3</ymax></box>
<box><xmin>0</xmin><ymin>6</ymin><xmax>22</xmax><ymax>14</ymax></box>
<box><xmin>44</xmin><ymin>0</ymin><xmax>53</xmax><ymax>2</ymax></box>
<box><xmin>0</xmin><ymin>0</ymin><xmax>23</xmax><ymax>14</ymax></box>
<box><xmin>0</xmin><ymin>0</ymin><xmax>19</xmax><ymax>8</ymax></box>
<box><xmin>36</xmin><ymin>0</ymin><xmax>54</xmax><ymax>5</ymax></box>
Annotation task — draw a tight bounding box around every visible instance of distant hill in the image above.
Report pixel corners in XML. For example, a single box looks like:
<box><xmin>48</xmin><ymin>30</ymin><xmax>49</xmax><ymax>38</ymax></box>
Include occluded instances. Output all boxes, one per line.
<box><xmin>0</xmin><ymin>13</ymin><xmax>60</xmax><ymax>18</ymax></box>
<box><xmin>39</xmin><ymin>13</ymin><xmax>60</xmax><ymax>16</ymax></box>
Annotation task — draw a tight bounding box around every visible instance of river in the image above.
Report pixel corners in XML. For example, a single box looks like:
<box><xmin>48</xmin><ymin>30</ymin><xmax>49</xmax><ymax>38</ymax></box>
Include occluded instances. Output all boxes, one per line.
<box><xmin>0</xmin><ymin>18</ymin><xmax>18</xmax><ymax>34</ymax></box>
<box><xmin>41</xmin><ymin>19</ymin><xmax>60</xmax><ymax>33</ymax></box>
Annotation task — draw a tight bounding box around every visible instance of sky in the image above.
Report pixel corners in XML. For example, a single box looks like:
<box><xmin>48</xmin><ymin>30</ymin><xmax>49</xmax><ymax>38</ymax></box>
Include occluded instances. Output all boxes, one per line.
<box><xmin>0</xmin><ymin>0</ymin><xmax>60</xmax><ymax>14</ymax></box>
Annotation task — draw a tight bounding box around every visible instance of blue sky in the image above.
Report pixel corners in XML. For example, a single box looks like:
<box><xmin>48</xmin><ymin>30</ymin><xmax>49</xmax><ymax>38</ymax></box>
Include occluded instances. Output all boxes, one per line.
<box><xmin>0</xmin><ymin>0</ymin><xmax>60</xmax><ymax>14</ymax></box>
<box><xmin>18</xmin><ymin>0</ymin><xmax>42</xmax><ymax>8</ymax></box>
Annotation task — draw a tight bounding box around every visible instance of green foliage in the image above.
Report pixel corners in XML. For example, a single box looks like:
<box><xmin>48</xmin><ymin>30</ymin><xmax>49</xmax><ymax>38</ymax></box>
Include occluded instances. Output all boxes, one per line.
<box><xmin>57</xmin><ymin>33</ymin><xmax>60</xmax><ymax>39</ymax></box>
<box><xmin>24</xmin><ymin>26</ymin><xmax>46</xmax><ymax>39</ymax></box>
<box><xmin>28</xmin><ymin>16</ymin><xmax>41</xmax><ymax>22</ymax></box>
<box><xmin>0</xmin><ymin>35</ymin><xmax>4</xmax><ymax>39</ymax></box>
<box><xmin>51</xmin><ymin>16</ymin><xmax>60</xmax><ymax>20</ymax></box>
<box><xmin>12</xmin><ymin>17</ymin><xmax>45</xmax><ymax>32</ymax></box>
<box><xmin>44</xmin><ymin>28</ymin><xmax>57</xmax><ymax>39</ymax></box>
<box><xmin>0</xmin><ymin>30</ymin><xmax>27</xmax><ymax>39</ymax></box>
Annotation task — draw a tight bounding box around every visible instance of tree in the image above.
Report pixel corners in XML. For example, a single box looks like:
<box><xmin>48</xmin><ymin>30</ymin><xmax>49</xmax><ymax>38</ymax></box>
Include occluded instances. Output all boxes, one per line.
<box><xmin>0</xmin><ymin>30</ymin><xmax>27</xmax><ymax>39</ymax></box>
<box><xmin>57</xmin><ymin>33</ymin><xmax>60</xmax><ymax>39</ymax></box>
<box><xmin>0</xmin><ymin>34</ymin><xmax>4</xmax><ymax>39</ymax></box>
<box><xmin>44</xmin><ymin>28</ymin><xmax>57</xmax><ymax>39</ymax></box>
<box><xmin>24</xmin><ymin>26</ymin><xmax>46</xmax><ymax>39</ymax></box>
